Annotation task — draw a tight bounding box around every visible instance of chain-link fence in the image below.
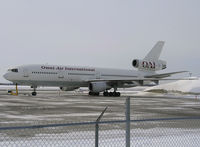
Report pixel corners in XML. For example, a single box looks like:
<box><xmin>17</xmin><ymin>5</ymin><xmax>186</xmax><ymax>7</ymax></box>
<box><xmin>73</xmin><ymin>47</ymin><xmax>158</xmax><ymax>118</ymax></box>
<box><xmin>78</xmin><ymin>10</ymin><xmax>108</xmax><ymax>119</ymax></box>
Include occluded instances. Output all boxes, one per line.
<box><xmin>0</xmin><ymin>118</ymin><xmax>200</xmax><ymax>146</ymax></box>
<box><xmin>0</xmin><ymin>98</ymin><xmax>200</xmax><ymax>146</ymax></box>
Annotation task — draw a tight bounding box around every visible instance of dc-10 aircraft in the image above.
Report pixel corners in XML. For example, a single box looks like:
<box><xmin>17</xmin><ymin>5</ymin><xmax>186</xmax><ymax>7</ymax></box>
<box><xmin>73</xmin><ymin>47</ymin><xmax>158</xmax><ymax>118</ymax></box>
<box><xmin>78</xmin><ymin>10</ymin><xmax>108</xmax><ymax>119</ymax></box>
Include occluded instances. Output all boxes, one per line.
<box><xmin>3</xmin><ymin>41</ymin><xmax>187</xmax><ymax>97</ymax></box>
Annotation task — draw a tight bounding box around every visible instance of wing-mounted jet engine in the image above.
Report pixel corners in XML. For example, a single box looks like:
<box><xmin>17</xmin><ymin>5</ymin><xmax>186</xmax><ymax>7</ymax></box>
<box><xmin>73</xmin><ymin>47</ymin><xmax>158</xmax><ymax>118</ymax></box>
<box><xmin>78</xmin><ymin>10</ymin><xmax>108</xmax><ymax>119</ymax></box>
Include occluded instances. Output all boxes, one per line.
<box><xmin>89</xmin><ymin>82</ymin><xmax>122</xmax><ymax>97</ymax></box>
<box><xmin>89</xmin><ymin>82</ymin><xmax>111</xmax><ymax>95</ymax></box>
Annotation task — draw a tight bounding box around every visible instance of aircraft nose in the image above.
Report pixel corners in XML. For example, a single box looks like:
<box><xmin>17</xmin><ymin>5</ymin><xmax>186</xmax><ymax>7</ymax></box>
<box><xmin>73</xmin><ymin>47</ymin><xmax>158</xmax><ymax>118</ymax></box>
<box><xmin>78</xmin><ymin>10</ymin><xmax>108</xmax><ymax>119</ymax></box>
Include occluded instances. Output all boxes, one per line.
<box><xmin>3</xmin><ymin>73</ymin><xmax>9</xmax><ymax>80</ymax></box>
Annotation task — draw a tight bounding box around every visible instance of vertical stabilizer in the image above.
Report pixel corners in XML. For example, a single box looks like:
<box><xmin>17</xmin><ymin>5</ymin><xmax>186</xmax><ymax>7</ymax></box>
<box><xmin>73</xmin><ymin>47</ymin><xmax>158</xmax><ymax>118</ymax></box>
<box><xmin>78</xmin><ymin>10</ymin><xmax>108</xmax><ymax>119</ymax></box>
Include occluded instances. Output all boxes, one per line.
<box><xmin>144</xmin><ymin>41</ymin><xmax>165</xmax><ymax>61</ymax></box>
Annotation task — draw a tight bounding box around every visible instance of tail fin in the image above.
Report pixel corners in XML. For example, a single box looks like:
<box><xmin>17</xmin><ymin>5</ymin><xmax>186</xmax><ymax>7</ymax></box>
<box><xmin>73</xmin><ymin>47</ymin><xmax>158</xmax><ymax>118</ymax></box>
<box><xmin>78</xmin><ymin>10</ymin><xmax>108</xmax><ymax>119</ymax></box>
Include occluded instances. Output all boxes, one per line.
<box><xmin>144</xmin><ymin>41</ymin><xmax>165</xmax><ymax>61</ymax></box>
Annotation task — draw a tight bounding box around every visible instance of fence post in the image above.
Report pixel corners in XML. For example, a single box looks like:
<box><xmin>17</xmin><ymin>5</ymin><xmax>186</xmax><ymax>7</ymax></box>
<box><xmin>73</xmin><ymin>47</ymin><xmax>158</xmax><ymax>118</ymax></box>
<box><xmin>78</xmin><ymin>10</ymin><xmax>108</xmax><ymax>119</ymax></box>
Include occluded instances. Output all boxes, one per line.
<box><xmin>95</xmin><ymin>106</ymin><xmax>108</xmax><ymax>147</ymax></box>
<box><xmin>95</xmin><ymin>123</ymin><xmax>99</xmax><ymax>147</ymax></box>
<box><xmin>126</xmin><ymin>97</ymin><xmax>130</xmax><ymax>147</ymax></box>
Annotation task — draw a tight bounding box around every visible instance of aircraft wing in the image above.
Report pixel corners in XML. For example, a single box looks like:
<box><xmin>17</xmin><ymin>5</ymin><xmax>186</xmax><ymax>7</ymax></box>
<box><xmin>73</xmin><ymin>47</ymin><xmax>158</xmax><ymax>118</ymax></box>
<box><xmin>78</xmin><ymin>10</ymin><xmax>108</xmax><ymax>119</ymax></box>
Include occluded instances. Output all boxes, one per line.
<box><xmin>87</xmin><ymin>77</ymin><xmax>192</xmax><ymax>83</ymax></box>
<box><xmin>86</xmin><ymin>71</ymin><xmax>192</xmax><ymax>86</ymax></box>
<box><xmin>144</xmin><ymin>71</ymin><xmax>188</xmax><ymax>78</ymax></box>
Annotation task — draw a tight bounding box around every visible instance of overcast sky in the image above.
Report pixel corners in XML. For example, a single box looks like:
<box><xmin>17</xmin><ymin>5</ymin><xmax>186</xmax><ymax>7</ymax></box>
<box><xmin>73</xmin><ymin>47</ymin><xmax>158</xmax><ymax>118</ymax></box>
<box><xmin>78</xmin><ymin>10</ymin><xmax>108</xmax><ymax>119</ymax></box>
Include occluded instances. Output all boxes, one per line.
<box><xmin>0</xmin><ymin>0</ymin><xmax>200</xmax><ymax>82</ymax></box>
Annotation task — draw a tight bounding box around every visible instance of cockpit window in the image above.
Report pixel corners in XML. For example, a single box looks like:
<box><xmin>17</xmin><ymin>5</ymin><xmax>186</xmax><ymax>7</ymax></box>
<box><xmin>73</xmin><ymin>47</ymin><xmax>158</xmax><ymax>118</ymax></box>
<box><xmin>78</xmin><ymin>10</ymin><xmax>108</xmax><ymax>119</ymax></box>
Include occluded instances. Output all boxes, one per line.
<box><xmin>11</xmin><ymin>68</ymin><xmax>18</xmax><ymax>72</ymax></box>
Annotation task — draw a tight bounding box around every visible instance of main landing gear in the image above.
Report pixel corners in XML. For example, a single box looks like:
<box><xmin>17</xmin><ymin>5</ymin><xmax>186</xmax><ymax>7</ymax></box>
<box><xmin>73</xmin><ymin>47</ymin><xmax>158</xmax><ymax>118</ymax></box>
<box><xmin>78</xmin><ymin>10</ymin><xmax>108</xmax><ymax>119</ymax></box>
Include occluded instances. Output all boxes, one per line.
<box><xmin>103</xmin><ymin>87</ymin><xmax>121</xmax><ymax>97</ymax></box>
<box><xmin>103</xmin><ymin>91</ymin><xmax>121</xmax><ymax>97</ymax></box>
<box><xmin>89</xmin><ymin>91</ymin><xmax>121</xmax><ymax>97</ymax></box>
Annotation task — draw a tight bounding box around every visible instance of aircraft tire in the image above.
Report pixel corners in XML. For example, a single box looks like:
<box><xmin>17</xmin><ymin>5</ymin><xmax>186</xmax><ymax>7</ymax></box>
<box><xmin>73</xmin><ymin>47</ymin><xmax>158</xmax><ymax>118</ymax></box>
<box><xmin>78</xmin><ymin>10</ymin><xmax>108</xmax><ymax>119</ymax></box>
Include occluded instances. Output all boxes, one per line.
<box><xmin>95</xmin><ymin>92</ymin><xmax>100</xmax><ymax>96</ymax></box>
<box><xmin>89</xmin><ymin>91</ymin><xmax>92</xmax><ymax>95</ymax></box>
<box><xmin>103</xmin><ymin>92</ymin><xmax>109</xmax><ymax>97</ymax></box>
<box><xmin>109</xmin><ymin>92</ymin><xmax>113</xmax><ymax>97</ymax></box>
<box><xmin>32</xmin><ymin>92</ymin><xmax>37</xmax><ymax>96</ymax></box>
<box><xmin>89</xmin><ymin>92</ymin><xmax>99</xmax><ymax>96</ymax></box>
<box><xmin>117</xmin><ymin>92</ymin><xmax>121</xmax><ymax>97</ymax></box>
<box><xmin>113</xmin><ymin>92</ymin><xmax>118</xmax><ymax>97</ymax></box>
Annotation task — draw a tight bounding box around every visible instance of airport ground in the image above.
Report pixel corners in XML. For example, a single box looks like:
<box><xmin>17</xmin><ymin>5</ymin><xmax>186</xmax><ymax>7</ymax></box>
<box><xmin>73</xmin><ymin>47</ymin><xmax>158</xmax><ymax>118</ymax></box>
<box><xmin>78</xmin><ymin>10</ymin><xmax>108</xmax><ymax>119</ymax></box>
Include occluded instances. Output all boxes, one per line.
<box><xmin>0</xmin><ymin>91</ymin><xmax>200</xmax><ymax>147</ymax></box>
<box><xmin>0</xmin><ymin>91</ymin><xmax>200</xmax><ymax>128</ymax></box>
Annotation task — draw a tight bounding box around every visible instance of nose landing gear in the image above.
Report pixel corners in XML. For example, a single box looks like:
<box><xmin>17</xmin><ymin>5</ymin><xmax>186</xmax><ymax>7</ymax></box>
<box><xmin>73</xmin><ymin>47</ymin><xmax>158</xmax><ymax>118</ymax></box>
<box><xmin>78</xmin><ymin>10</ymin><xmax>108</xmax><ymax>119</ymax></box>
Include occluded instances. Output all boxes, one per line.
<box><xmin>9</xmin><ymin>84</ymin><xmax>19</xmax><ymax>96</ymax></box>
<box><xmin>32</xmin><ymin>91</ymin><xmax>37</xmax><ymax>96</ymax></box>
<box><xmin>31</xmin><ymin>86</ymin><xmax>37</xmax><ymax>96</ymax></box>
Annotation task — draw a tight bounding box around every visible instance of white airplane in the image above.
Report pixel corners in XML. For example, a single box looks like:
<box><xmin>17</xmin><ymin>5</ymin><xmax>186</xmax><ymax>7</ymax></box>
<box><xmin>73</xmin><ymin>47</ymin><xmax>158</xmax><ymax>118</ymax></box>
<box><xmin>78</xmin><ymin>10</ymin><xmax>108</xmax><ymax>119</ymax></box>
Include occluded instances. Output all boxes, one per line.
<box><xmin>3</xmin><ymin>41</ymin><xmax>187</xmax><ymax>97</ymax></box>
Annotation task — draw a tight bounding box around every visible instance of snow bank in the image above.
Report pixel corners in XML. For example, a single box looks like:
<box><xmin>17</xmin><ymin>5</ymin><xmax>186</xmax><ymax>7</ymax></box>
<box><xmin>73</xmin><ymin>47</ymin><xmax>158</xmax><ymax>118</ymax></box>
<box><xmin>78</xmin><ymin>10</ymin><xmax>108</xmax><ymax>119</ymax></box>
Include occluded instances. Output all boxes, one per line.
<box><xmin>146</xmin><ymin>78</ymin><xmax>200</xmax><ymax>94</ymax></box>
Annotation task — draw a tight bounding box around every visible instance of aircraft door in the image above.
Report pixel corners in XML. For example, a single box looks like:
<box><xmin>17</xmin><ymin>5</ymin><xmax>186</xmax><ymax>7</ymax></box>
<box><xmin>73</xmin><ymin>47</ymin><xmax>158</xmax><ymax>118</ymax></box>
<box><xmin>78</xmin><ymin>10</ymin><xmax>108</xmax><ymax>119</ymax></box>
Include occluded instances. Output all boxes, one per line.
<box><xmin>96</xmin><ymin>71</ymin><xmax>101</xmax><ymax>79</ymax></box>
<box><xmin>23</xmin><ymin>68</ymin><xmax>29</xmax><ymax>77</ymax></box>
<box><xmin>58</xmin><ymin>70</ymin><xmax>65</xmax><ymax>79</ymax></box>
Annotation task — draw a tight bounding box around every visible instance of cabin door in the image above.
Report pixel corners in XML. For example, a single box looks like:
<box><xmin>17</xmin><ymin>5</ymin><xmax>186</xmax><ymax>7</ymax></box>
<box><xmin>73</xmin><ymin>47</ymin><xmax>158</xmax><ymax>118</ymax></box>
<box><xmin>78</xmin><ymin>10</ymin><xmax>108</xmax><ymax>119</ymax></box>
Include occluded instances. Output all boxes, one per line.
<box><xmin>23</xmin><ymin>68</ymin><xmax>29</xmax><ymax>77</ymax></box>
<box><xmin>96</xmin><ymin>71</ymin><xmax>101</xmax><ymax>79</ymax></box>
<box><xmin>58</xmin><ymin>70</ymin><xmax>65</xmax><ymax>79</ymax></box>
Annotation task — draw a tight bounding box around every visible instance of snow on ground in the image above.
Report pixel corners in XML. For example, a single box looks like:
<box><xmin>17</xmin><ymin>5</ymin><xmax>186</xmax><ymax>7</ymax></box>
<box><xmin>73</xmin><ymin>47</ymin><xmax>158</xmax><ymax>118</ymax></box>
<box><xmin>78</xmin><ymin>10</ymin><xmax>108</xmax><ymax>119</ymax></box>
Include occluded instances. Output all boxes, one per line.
<box><xmin>0</xmin><ymin>81</ymin><xmax>199</xmax><ymax>146</ymax></box>
<box><xmin>145</xmin><ymin>77</ymin><xmax>200</xmax><ymax>95</ymax></box>
<box><xmin>0</xmin><ymin>128</ymin><xmax>200</xmax><ymax>147</ymax></box>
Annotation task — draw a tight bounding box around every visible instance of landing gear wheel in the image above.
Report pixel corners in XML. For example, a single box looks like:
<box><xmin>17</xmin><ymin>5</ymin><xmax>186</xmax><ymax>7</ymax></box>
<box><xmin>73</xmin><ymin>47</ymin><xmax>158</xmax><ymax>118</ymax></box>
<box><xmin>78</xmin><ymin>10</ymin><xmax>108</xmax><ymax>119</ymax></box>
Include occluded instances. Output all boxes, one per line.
<box><xmin>113</xmin><ymin>92</ymin><xmax>117</xmax><ymax>97</ymax></box>
<box><xmin>95</xmin><ymin>92</ymin><xmax>100</xmax><ymax>96</ymax></box>
<box><xmin>32</xmin><ymin>92</ymin><xmax>37</xmax><ymax>96</ymax></box>
<box><xmin>117</xmin><ymin>92</ymin><xmax>121</xmax><ymax>97</ymax></box>
<box><xmin>89</xmin><ymin>92</ymin><xmax>99</xmax><ymax>96</ymax></box>
<box><xmin>103</xmin><ymin>92</ymin><xmax>121</xmax><ymax>97</ymax></box>
<box><xmin>103</xmin><ymin>92</ymin><xmax>109</xmax><ymax>97</ymax></box>
<box><xmin>115</xmin><ymin>92</ymin><xmax>120</xmax><ymax>97</ymax></box>
<box><xmin>109</xmin><ymin>92</ymin><xmax>113</xmax><ymax>97</ymax></box>
<box><xmin>89</xmin><ymin>91</ymin><xmax>92</xmax><ymax>95</ymax></box>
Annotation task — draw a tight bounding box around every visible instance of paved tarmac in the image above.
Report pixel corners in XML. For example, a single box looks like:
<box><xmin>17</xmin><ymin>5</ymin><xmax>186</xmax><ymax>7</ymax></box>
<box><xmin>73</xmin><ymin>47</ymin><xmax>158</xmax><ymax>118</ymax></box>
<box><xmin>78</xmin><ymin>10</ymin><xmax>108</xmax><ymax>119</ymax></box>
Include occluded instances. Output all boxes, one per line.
<box><xmin>0</xmin><ymin>92</ymin><xmax>199</xmax><ymax>128</ymax></box>
<box><xmin>0</xmin><ymin>91</ymin><xmax>199</xmax><ymax>147</ymax></box>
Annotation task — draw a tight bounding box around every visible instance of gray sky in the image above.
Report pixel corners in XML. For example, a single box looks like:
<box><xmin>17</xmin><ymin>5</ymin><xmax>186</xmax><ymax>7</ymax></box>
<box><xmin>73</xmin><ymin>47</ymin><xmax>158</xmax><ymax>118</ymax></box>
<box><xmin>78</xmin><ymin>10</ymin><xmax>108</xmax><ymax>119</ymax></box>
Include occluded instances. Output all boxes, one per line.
<box><xmin>0</xmin><ymin>0</ymin><xmax>200</xmax><ymax>82</ymax></box>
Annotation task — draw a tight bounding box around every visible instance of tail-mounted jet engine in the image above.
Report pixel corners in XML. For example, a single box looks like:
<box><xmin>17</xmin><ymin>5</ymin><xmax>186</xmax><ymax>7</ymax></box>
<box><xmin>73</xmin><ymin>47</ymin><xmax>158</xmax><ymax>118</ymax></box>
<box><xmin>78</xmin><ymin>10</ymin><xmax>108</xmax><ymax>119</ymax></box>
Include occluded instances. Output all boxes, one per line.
<box><xmin>132</xmin><ymin>59</ymin><xmax>166</xmax><ymax>71</ymax></box>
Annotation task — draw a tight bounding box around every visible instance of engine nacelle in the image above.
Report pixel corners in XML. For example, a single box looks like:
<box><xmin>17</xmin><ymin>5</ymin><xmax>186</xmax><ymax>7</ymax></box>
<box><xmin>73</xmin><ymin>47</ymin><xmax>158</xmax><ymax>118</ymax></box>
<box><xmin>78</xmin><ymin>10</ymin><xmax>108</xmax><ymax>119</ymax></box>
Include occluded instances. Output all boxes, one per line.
<box><xmin>132</xmin><ymin>59</ymin><xmax>166</xmax><ymax>71</ymax></box>
<box><xmin>89</xmin><ymin>82</ymin><xmax>111</xmax><ymax>93</ymax></box>
<box><xmin>60</xmin><ymin>86</ymin><xmax>79</xmax><ymax>91</ymax></box>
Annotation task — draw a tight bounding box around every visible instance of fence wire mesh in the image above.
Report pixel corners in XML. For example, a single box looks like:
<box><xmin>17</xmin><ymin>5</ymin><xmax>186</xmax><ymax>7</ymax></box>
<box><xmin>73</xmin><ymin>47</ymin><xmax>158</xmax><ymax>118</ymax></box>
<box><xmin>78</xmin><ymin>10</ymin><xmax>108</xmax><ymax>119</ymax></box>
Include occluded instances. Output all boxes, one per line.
<box><xmin>0</xmin><ymin>118</ymin><xmax>200</xmax><ymax>147</ymax></box>
<box><xmin>0</xmin><ymin>96</ymin><xmax>200</xmax><ymax>147</ymax></box>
